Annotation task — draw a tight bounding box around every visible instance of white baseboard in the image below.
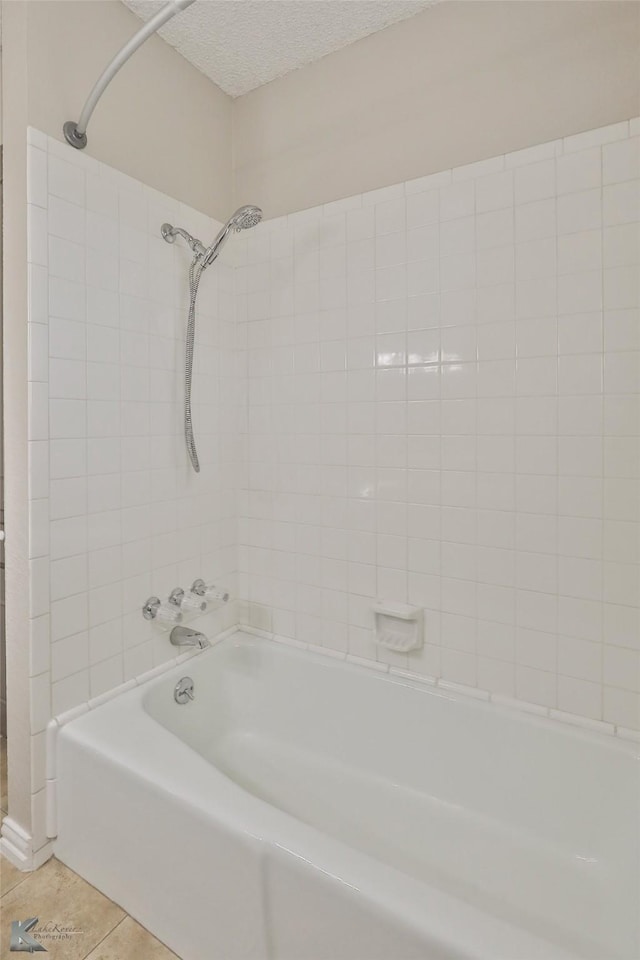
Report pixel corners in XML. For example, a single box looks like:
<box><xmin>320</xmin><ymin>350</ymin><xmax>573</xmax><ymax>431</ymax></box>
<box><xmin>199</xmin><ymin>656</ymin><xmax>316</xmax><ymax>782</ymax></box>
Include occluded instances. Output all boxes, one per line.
<box><xmin>1</xmin><ymin>816</ymin><xmax>53</xmax><ymax>871</ymax></box>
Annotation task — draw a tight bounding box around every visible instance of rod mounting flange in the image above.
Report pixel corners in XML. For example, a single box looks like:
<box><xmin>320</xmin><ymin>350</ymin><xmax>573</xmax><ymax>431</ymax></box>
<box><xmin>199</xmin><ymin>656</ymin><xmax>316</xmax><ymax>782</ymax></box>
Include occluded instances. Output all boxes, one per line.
<box><xmin>63</xmin><ymin>121</ymin><xmax>88</xmax><ymax>150</ymax></box>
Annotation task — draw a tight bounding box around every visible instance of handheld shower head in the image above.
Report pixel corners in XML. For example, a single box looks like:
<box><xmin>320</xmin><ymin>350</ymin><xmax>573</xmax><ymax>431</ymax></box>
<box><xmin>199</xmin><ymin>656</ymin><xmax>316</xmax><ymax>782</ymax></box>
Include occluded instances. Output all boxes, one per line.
<box><xmin>161</xmin><ymin>205</ymin><xmax>263</xmax><ymax>266</ymax></box>
<box><xmin>161</xmin><ymin>202</ymin><xmax>263</xmax><ymax>474</ymax></box>
<box><xmin>229</xmin><ymin>205</ymin><xmax>263</xmax><ymax>231</ymax></box>
<box><xmin>201</xmin><ymin>204</ymin><xmax>263</xmax><ymax>266</ymax></box>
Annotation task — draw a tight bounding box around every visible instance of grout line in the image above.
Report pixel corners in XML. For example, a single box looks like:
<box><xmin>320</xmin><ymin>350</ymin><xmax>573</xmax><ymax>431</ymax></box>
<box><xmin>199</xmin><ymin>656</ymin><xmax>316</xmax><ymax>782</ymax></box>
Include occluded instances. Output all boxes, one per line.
<box><xmin>80</xmin><ymin>914</ymin><xmax>128</xmax><ymax>960</ymax></box>
<box><xmin>0</xmin><ymin>852</ymin><xmax>32</xmax><ymax>898</ymax></box>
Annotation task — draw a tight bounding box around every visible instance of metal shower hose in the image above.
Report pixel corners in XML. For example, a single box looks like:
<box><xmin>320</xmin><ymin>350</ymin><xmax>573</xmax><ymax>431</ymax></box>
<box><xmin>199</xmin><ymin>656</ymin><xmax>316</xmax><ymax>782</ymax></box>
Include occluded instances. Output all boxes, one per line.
<box><xmin>185</xmin><ymin>254</ymin><xmax>205</xmax><ymax>473</ymax></box>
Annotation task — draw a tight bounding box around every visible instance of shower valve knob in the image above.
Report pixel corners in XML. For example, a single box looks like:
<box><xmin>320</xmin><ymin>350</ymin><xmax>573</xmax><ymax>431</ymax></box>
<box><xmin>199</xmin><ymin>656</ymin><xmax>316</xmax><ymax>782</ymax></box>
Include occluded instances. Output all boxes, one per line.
<box><xmin>191</xmin><ymin>579</ymin><xmax>230</xmax><ymax>603</ymax></box>
<box><xmin>169</xmin><ymin>587</ymin><xmax>207</xmax><ymax>614</ymax></box>
<box><xmin>143</xmin><ymin>596</ymin><xmax>183</xmax><ymax>623</ymax></box>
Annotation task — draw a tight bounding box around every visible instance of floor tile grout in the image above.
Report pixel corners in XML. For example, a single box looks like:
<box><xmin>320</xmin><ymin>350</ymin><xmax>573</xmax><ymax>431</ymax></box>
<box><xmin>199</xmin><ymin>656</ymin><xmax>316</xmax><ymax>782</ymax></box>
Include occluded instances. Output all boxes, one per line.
<box><xmin>1</xmin><ymin>855</ymin><xmax>179</xmax><ymax>957</ymax></box>
<box><xmin>1</xmin><ymin>853</ymin><xmax>37</xmax><ymax>898</ymax></box>
<box><xmin>1</xmin><ymin>862</ymin><xmax>32</xmax><ymax>898</ymax></box>
<box><xmin>80</xmin><ymin>913</ymin><xmax>128</xmax><ymax>960</ymax></box>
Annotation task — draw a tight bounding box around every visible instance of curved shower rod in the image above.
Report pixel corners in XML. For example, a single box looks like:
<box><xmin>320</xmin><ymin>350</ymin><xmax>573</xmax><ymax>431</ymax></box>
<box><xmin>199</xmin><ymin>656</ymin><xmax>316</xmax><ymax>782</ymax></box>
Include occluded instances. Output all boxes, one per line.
<box><xmin>64</xmin><ymin>0</ymin><xmax>196</xmax><ymax>150</ymax></box>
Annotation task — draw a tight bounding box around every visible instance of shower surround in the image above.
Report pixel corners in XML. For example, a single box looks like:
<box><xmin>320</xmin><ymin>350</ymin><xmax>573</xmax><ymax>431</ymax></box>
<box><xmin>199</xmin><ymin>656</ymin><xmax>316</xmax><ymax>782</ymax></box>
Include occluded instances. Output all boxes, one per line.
<box><xmin>235</xmin><ymin>119</ymin><xmax>639</xmax><ymax>731</ymax></box>
<box><xmin>236</xmin><ymin>121</ymin><xmax>640</xmax><ymax>728</ymax></box>
<box><xmin>23</xmin><ymin>128</ymin><xmax>240</xmax><ymax>856</ymax></box>
<box><xmin>21</xmin><ymin>117</ymin><xmax>639</xmax><ymax>859</ymax></box>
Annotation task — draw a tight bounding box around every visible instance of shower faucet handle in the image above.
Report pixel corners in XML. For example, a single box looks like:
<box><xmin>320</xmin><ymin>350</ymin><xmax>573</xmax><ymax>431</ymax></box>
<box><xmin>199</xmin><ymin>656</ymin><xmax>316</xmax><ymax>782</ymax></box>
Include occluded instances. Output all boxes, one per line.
<box><xmin>169</xmin><ymin>587</ymin><xmax>184</xmax><ymax>607</ymax></box>
<box><xmin>142</xmin><ymin>596</ymin><xmax>183</xmax><ymax>623</ymax></box>
<box><xmin>169</xmin><ymin>587</ymin><xmax>207</xmax><ymax>614</ymax></box>
<box><xmin>191</xmin><ymin>579</ymin><xmax>230</xmax><ymax>603</ymax></box>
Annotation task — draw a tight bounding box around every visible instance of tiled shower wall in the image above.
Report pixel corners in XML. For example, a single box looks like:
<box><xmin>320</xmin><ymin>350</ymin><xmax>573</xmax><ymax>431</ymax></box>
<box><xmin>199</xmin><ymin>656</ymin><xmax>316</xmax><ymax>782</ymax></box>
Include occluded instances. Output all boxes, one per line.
<box><xmin>23</xmin><ymin>119</ymin><xmax>639</xmax><ymax>851</ymax></box>
<box><xmin>25</xmin><ymin>129</ymin><xmax>239</xmax><ymax>850</ymax></box>
<box><xmin>236</xmin><ymin>119</ymin><xmax>640</xmax><ymax>730</ymax></box>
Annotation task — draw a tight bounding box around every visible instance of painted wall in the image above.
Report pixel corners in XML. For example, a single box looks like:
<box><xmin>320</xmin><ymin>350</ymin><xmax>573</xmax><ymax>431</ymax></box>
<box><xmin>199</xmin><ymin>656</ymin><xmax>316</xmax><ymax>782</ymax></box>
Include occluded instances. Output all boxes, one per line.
<box><xmin>25</xmin><ymin>1</ymin><xmax>233</xmax><ymax>222</ymax></box>
<box><xmin>234</xmin><ymin>1</ymin><xmax>640</xmax><ymax>218</ymax></box>
<box><xmin>236</xmin><ymin>119</ymin><xmax>640</xmax><ymax>731</ymax></box>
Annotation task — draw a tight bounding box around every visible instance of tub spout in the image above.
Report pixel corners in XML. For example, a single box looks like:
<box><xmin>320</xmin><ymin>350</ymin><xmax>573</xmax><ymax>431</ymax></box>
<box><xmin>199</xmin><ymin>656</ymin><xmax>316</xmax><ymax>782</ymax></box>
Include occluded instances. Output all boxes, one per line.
<box><xmin>170</xmin><ymin>626</ymin><xmax>210</xmax><ymax>649</ymax></box>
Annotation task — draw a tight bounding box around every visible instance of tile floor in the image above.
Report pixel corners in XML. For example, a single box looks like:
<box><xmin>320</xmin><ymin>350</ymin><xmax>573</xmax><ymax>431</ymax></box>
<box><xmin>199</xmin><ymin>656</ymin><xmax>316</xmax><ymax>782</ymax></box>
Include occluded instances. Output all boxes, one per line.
<box><xmin>0</xmin><ymin>738</ymin><xmax>179</xmax><ymax>959</ymax></box>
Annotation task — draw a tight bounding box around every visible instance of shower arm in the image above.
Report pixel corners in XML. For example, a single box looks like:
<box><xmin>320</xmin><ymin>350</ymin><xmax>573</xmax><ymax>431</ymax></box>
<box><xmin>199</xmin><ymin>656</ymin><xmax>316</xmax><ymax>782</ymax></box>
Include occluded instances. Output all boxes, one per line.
<box><xmin>63</xmin><ymin>0</ymin><xmax>196</xmax><ymax>150</ymax></box>
<box><xmin>161</xmin><ymin>220</ymin><xmax>234</xmax><ymax>268</ymax></box>
<box><xmin>161</xmin><ymin>224</ymin><xmax>206</xmax><ymax>257</ymax></box>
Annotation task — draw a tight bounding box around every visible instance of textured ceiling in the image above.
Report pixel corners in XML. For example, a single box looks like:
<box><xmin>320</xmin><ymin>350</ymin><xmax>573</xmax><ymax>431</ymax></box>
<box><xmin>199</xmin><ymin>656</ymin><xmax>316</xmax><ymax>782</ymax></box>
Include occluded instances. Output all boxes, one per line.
<box><xmin>123</xmin><ymin>0</ymin><xmax>436</xmax><ymax>97</ymax></box>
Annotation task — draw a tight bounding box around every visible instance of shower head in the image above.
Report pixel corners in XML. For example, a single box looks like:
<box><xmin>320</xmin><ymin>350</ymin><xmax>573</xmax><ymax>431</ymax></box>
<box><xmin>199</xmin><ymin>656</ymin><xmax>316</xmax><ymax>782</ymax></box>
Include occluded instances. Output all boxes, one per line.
<box><xmin>161</xmin><ymin>204</ymin><xmax>263</xmax><ymax>268</ymax></box>
<box><xmin>229</xmin><ymin>205</ymin><xmax>263</xmax><ymax>231</ymax></box>
<box><xmin>201</xmin><ymin>204</ymin><xmax>263</xmax><ymax>267</ymax></box>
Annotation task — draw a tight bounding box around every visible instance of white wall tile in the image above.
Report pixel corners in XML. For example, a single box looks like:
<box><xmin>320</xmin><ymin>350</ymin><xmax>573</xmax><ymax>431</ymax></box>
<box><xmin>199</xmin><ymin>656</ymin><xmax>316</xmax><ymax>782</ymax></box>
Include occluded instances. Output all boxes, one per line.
<box><xmin>28</xmin><ymin>205</ymin><xmax>48</xmax><ymax>266</ymax></box>
<box><xmin>30</xmin><ymin>673</ymin><xmax>52</xmax><ymax>735</ymax></box>
<box><xmin>90</xmin><ymin>655</ymin><xmax>124</xmax><ymax>699</ymax></box>
<box><xmin>604</xmin><ymin>686</ymin><xmax>639</xmax><ymax>728</ymax></box>
<box><xmin>26</xmin><ymin>139</ymin><xmax>238</xmax><ymax>729</ymax></box>
<box><xmin>29</xmin><ymin>442</ymin><xmax>50</xmax><ymax>501</ymax></box>
<box><xmin>602</xmin><ymin>137</ymin><xmax>639</xmax><ymax>185</ymax></box>
<box><xmin>563</xmin><ymin>121</ymin><xmax>628</xmax><ymax>154</ymax></box>
<box><xmin>556</xmin><ymin>148</ymin><xmax>602</xmax><ymax>195</ymax></box>
<box><xmin>49</xmin><ymin>277</ymin><xmax>85</xmax><ymax>322</ymax></box>
<box><xmin>29</xmin><ymin>499</ymin><xmax>50</xmax><ymax>559</ymax></box>
<box><xmin>49</xmin><ymin>317</ymin><xmax>86</xmax><ymax>361</ymax></box>
<box><xmin>51</xmin><ymin>593</ymin><xmax>88</xmax><ymax>642</ymax></box>
<box><xmin>48</xmin><ymin>154</ymin><xmax>85</xmax><ymax>206</ymax></box>
<box><xmin>30</xmin><ymin>617</ymin><xmax>51</xmax><ymax>679</ymax></box>
<box><xmin>48</xmin><ymin>195</ymin><xmax>85</xmax><ymax>244</ymax></box>
<box><xmin>27</xmin><ymin>147</ymin><xmax>48</xmax><ymax>209</ymax></box>
<box><xmin>51</xmin><ymin>555</ymin><xmax>88</xmax><ymax>603</ymax></box>
<box><xmin>557</xmin><ymin>189</ymin><xmax>602</xmax><ymax>235</ymax></box>
<box><xmin>235</xmin><ymin>120</ymin><xmax>640</xmax><ymax>726</ymax></box>
<box><xmin>52</xmin><ymin>669</ymin><xmax>90</xmax><ymax>716</ymax></box>
<box><xmin>506</xmin><ymin>139</ymin><xmax>561</xmax><ymax>168</ymax></box>
<box><xmin>48</xmin><ymin>236</ymin><xmax>85</xmax><ymax>283</ymax></box>
<box><xmin>515</xmin><ymin>200</ymin><xmax>555</xmax><ymax>242</ymax></box>
<box><xmin>557</xmin><ymin>676</ymin><xmax>602</xmax><ymax>721</ymax></box>
<box><xmin>475</xmin><ymin>170</ymin><xmax>513</xmax><ymax>213</ymax></box>
<box><xmin>514</xmin><ymin>159</ymin><xmax>555</xmax><ymax>204</ymax></box>
<box><xmin>29</xmin><ymin>382</ymin><xmax>49</xmax><ymax>441</ymax></box>
<box><xmin>51</xmin><ymin>632</ymin><xmax>89</xmax><ymax>683</ymax></box>
<box><xmin>25</xmin><ymin>122</ymin><xmax>640</xmax><ymax>742</ymax></box>
<box><xmin>603</xmin><ymin>180</ymin><xmax>639</xmax><ymax>226</ymax></box>
<box><xmin>29</xmin><ymin>323</ymin><xmax>49</xmax><ymax>382</ymax></box>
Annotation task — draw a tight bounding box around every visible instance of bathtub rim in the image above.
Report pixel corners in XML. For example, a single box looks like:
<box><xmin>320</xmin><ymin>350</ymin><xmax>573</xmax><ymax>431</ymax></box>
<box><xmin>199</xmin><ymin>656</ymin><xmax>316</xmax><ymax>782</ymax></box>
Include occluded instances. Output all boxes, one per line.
<box><xmin>48</xmin><ymin>626</ymin><xmax>640</xmax><ymax>753</ymax></box>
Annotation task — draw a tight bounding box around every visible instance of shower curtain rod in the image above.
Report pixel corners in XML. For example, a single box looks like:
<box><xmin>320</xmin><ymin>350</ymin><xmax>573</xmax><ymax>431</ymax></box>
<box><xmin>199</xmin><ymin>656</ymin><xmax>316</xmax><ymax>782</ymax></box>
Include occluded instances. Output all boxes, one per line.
<box><xmin>63</xmin><ymin>0</ymin><xmax>196</xmax><ymax>150</ymax></box>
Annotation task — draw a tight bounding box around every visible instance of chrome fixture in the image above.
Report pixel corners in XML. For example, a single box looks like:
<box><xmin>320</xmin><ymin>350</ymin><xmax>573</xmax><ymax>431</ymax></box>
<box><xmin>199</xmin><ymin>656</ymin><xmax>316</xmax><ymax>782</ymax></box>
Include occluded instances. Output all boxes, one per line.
<box><xmin>64</xmin><ymin>0</ymin><xmax>196</xmax><ymax>150</ymax></box>
<box><xmin>162</xmin><ymin>205</ymin><xmax>264</xmax><ymax>269</ymax></box>
<box><xmin>160</xmin><ymin>225</ymin><xmax>205</xmax><ymax>257</ymax></box>
<box><xmin>169</xmin><ymin>587</ymin><xmax>207</xmax><ymax>614</ymax></box>
<box><xmin>170</xmin><ymin>625</ymin><xmax>210</xmax><ymax>650</ymax></box>
<box><xmin>162</xmin><ymin>205</ymin><xmax>263</xmax><ymax>472</ymax></box>
<box><xmin>143</xmin><ymin>596</ymin><xmax>183</xmax><ymax>623</ymax></box>
<box><xmin>174</xmin><ymin>676</ymin><xmax>195</xmax><ymax>704</ymax></box>
<box><xmin>191</xmin><ymin>579</ymin><xmax>230</xmax><ymax>603</ymax></box>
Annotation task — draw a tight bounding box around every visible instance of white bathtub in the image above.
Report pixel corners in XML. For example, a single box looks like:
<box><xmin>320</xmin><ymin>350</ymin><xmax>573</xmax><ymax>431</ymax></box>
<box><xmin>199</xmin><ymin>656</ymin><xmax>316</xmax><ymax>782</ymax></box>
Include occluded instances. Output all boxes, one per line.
<box><xmin>55</xmin><ymin>631</ymin><xmax>639</xmax><ymax>960</ymax></box>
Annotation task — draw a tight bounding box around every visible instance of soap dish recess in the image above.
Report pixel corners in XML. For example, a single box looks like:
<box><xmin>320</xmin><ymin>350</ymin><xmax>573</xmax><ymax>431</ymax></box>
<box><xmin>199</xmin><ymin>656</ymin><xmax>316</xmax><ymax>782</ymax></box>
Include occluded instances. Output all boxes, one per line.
<box><xmin>373</xmin><ymin>602</ymin><xmax>423</xmax><ymax>652</ymax></box>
